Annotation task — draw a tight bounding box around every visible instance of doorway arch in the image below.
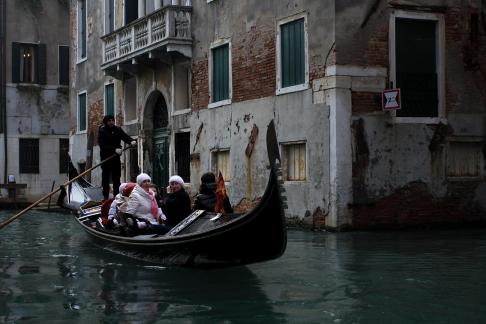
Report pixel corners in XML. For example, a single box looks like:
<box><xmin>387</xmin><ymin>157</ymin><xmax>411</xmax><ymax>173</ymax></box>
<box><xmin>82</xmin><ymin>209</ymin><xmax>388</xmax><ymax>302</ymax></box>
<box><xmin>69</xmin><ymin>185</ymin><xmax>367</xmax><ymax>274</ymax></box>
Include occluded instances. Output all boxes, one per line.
<box><xmin>143</xmin><ymin>91</ymin><xmax>169</xmax><ymax>189</ymax></box>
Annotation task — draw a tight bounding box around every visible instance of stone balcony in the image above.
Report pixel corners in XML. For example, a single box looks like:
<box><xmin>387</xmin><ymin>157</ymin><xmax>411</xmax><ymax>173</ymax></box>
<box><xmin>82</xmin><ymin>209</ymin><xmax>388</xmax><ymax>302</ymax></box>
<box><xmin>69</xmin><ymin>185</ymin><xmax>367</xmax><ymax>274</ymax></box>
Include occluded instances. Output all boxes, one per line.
<box><xmin>101</xmin><ymin>5</ymin><xmax>192</xmax><ymax>78</ymax></box>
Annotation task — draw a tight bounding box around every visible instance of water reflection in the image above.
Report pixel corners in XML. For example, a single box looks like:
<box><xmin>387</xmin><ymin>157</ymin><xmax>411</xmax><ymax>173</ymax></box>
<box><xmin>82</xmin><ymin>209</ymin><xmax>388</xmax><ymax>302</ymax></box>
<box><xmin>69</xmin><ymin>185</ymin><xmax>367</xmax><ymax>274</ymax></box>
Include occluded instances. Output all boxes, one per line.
<box><xmin>1</xmin><ymin>211</ymin><xmax>486</xmax><ymax>323</ymax></box>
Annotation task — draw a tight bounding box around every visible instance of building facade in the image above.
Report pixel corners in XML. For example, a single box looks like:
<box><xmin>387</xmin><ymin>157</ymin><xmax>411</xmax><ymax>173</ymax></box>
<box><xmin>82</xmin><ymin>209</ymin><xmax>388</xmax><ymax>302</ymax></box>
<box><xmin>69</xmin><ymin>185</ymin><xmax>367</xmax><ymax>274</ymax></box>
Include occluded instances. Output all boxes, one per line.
<box><xmin>71</xmin><ymin>0</ymin><xmax>486</xmax><ymax>229</ymax></box>
<box><xmin>0</xmin><ymin>0</ymin><xmax>70</xmax><ymax>201</ymax></box>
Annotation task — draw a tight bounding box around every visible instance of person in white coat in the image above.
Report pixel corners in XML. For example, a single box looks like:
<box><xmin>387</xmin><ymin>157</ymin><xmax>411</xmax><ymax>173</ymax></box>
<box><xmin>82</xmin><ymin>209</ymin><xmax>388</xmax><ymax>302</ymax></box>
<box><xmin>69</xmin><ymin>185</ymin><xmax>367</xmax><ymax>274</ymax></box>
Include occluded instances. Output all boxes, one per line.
<box><xmin>126</xmin><ymin>173</ymin><xmax>171</xmax><ymax>235</ymax></box>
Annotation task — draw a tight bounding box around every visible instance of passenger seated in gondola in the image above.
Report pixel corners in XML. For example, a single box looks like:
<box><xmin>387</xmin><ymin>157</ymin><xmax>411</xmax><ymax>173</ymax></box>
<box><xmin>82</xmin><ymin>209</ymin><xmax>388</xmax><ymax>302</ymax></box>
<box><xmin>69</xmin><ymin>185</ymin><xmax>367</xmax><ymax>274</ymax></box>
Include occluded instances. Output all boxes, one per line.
<box><xmin>162</xmin><ymin>175</ymin><xmax>192</xmax><ymax>227</ymax></box>
<box><xmin>126</xmin><ymin>173</ymin><xmax>171</xmax><ymax>235</ymax></box>
<box><xmin>193</xmin><ymin>172</ymin><xmax>233</xmax><ymax>213</ymax></box>
<box><xmin>107</xmin><ymin>182</ymin><xmax>136</xmax><ymax>227</ymax></box>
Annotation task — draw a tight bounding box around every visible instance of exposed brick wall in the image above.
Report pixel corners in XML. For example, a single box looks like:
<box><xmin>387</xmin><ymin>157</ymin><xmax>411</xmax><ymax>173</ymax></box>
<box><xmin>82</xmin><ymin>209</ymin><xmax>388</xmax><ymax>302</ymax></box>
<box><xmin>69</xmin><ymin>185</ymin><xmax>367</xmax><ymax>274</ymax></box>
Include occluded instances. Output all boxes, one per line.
<box><xmin>352</xmin><ymin>181</ymin><xmax>484</xmax><ymax>229</ymax></box>
<box><xmin>232</xmin><ymin>27</ymin><xmax>276</xmax><ymax>103</ymax></box>
<box><xmin>352</xmin><ymin>91</ymin><xmax>382</xmax><ymax>113</ymax></box>
<box><xmin>364</xmin><ymin>23</ymin><xmax>389</xmax><ymax>67</ymax></box>
<box><xmin>191</xmin><ymin>59</ymin><xmax>209</xmax><ymax>111</ymax></box>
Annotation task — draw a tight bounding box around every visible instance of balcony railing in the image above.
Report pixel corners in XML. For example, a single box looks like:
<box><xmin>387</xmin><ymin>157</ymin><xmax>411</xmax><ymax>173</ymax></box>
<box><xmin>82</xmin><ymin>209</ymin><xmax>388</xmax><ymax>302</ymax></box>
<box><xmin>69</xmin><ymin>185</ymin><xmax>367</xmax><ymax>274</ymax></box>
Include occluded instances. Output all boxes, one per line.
<box><xmin>101</xmin><ymin>5</ymin><xmax>192</xmax><ymax>69</ymax></box>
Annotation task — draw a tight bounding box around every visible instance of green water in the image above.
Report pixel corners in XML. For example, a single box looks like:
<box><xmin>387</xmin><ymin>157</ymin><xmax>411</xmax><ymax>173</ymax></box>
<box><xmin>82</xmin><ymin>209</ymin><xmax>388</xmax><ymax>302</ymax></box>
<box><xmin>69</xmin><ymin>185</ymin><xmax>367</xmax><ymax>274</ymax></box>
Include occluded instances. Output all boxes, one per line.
<box><xmin>0</xmin><ymin>210</ymin><xmax>485</xmax><ymax>323</ymax></box>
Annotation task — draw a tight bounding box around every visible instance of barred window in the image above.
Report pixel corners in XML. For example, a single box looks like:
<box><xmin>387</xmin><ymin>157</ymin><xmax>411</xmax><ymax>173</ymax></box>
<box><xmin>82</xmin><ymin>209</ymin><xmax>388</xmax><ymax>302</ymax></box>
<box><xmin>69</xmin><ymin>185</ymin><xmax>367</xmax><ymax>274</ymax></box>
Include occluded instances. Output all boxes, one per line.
<box><xmin>19</xmin><ymin>138</ymin><xmax>39</xmax><ymax>174</ymax></box>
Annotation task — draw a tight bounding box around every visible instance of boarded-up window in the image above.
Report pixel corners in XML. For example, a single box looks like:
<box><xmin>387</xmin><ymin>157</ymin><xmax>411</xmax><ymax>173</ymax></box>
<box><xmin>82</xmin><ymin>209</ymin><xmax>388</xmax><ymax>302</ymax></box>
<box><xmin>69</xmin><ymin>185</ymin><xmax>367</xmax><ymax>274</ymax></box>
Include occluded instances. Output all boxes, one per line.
<box><xmin>395</xmin><ymin>18</ymin><xmax>438</xmax><ymax>117</ymax></box>
<box><xmin>12</xmin><ymin>43</ymin><xmax>46</xmax><ymax>84</ymax></box>
<box><xmin>283</xmin><ymin>142</ymin><xmax>306</xmax><ymax>181</ymax></box>
<box><xmin>105</xmin><ymin>83</ymin><xmax>115</xmax><ymax>116</ymax></box>
<box><xmin>281</xmin><ymin>18</ymin><xmax>305</xmax><ymax>88</ymax></box>
<box><xmin>212</xmin><ymin>44</ymin><xmax>229</xmax><ymax>103</ymax></box>
<box><xmin>78</xmin><ymin>92</ymin><xmax>87</xmax><ymax>132</ymax></box>
<box><xmin>447</xmin><ymin>142</ymin><xmax>484</xmax><ymax>179</ymax></box>
<box><xmin>19</xmin><ymin>138</ymin><xmax>39</xmax><ymax>174</ymax></box>
<box><xmin>212</xmin><ymin>150</ymin><xmax>230</xmax><ymax>181</ymax></box>
<box><xmin>59</xmin><ymin>138</ymin><xmax>70</xmax><ymax>174</ymax></box>
<box><xmin>175</xmin><ymin>132</ymin><xmax>190</xmax><ymax>183</ymax></box>
<box><xmin>59</xmin><ymin>46</ymin><xmax>69</xmax><ymax>85</ymax></box>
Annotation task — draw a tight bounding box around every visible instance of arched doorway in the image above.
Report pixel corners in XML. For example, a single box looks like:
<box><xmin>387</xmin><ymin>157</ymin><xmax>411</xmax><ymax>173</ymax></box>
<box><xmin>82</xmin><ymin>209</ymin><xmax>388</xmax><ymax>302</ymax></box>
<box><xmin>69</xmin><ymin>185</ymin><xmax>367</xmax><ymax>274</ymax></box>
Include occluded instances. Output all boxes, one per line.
<box><xmin>143</xmin><ymin>91</ymin><xmax>169</xmax><ymax>189</ymax></box>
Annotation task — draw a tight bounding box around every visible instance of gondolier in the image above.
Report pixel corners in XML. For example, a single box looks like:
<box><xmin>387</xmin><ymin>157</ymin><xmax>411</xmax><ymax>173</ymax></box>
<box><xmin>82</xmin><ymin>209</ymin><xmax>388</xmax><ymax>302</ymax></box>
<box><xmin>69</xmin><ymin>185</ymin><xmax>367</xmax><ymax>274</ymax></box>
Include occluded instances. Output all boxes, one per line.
<box><xmin>98</xmin><ymin>115</ymin><xmax>136</xmax><ymax>200</ymax></box>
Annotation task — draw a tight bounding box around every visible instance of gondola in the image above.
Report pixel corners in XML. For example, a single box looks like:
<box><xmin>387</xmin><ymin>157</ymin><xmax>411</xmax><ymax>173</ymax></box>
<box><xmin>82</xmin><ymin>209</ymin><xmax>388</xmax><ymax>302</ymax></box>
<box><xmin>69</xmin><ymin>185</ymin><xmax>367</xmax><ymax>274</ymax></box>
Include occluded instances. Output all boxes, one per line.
<box><xmin>58</xmin><ymin>120</ymin><xmax>287</xmax><ymax>268</ymax></box>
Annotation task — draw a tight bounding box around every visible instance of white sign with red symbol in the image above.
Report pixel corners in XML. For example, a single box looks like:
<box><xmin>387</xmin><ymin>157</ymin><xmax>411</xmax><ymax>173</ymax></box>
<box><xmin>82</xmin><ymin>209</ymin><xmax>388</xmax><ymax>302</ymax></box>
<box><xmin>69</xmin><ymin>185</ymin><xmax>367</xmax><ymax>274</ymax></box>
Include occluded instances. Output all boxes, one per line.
<box><xmin>382</xmin><ymin>88</ymin><xmax>401</xmax><ymax>110</ymax></box>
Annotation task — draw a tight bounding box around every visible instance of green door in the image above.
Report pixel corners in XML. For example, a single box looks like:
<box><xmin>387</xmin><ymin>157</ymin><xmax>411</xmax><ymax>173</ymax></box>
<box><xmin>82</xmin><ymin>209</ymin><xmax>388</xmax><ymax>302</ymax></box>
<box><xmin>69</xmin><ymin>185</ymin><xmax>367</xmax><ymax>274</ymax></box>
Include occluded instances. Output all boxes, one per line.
<box><xmin>153</xmin><ymin>128</ymin><xmax>169</xmax><ymax>189</ymax></box>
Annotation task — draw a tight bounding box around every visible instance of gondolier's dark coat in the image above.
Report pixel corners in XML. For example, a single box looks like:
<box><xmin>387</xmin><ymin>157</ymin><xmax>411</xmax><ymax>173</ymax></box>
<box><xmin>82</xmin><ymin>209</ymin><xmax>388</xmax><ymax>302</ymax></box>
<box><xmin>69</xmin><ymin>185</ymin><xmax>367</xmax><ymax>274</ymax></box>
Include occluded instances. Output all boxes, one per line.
<box><xmin>98</xmin><ymin>123</ymin><xmax>133</xmax><ymax>159</ymax></box>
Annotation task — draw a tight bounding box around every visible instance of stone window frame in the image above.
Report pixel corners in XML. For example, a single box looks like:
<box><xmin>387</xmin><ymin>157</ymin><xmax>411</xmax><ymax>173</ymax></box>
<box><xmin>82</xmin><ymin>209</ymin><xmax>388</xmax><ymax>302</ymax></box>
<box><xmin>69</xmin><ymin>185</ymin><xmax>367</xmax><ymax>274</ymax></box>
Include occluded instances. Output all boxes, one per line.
<box><xmin>208</xmin><ymin>38</ymin><xmax>232</xmax><ymax>109</ymax></box>
<box><xmin>276</xmin><ymin>11</ymin><xmax>310</xmax><ymax>96</ymax></box>
<box><xmin>77</xmin><ymin>90</ymin><xmax>88</xmax><ymax>134</ymax></box>
<box><xmin>389</xmin><ymin>9</ymin><xmax>446</xmax><ymax>124</ymax></box>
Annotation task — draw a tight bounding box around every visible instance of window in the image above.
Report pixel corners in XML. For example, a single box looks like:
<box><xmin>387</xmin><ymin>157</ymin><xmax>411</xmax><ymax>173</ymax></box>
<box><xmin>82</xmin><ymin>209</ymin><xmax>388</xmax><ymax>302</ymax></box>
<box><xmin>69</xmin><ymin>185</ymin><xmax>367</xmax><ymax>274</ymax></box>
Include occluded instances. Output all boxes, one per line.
<box><xmin>277</xmin><ymin>14</ymin><xmax>308</xmax><ymax>95</ymax></box>
<box><xmin>124</xmin><ymin>0</ymin><xmax>138</xmax><ymax>25</ymax></box>
<box><xmin>282</xmin><ymin>142</ymin><xmax>306</xmax><ymax>181</ymax></box>
<box><xmin>209</xmin><ymin>41</ymin><xmax>231</xmax><ymax>107</ymax></box>
<box><xmin>105</xmin><ymin>0</ymin><xmax>115</xmax><ymax>34</ymax></box>
<box><xmin>447</xmin><ymin>141</ymin><xmax>484</xmax><ymax>180</ymax></box>
<box><xmin>59</xmin><ymin>46</ymin><xmax>69</xmax><ymax>85</ymax></box>
<box><xmin>212</xmin><ymin>150</ymin><xmax>230</xmax><ymax>181</ymax></box>
<box><xmin>77</xmin><ymin>0</ymin><xmax>87</xmax><ymax>61</ymax></box>
<box><xmin>19</xmin><ymin>138</ymin><xmax>39</xmax><ymax>174</ymax></box>
<box><xmin>11</xmin><ymin>43</ymin><xmax>46</xmax><ymax>84</ymax></box>
<box><xmin>105</xmin><ymin>83</ymin><xmax>115</xmax><ymax>116</ymax></box>
<box><xmin>78</xmin><ymin>92</ymin><xmax>87</xmax><ymax>132</ymax></box>
<box><xmin>390</xmin><ymin>11</ymin><xmax>445</xmax><ymax>123</ymax></box>
<box><xmin>59</xmin><ymin>138</ymin><xmax>70</xmax><ymax>174</ymax></box>
<box><xmin>175</xmin><ymin>132</ymin><xmax>190</xmax><ymax>183</ymax></box>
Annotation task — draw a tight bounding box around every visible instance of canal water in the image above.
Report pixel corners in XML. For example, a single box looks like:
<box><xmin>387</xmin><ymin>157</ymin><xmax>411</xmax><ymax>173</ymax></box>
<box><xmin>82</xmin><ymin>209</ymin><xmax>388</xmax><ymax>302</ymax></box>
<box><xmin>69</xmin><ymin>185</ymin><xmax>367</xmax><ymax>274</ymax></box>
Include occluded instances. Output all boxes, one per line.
<box><xmin>1</xmin><ymin>210</ymin><xmax>485</xmax><ymax>323</ymax></box>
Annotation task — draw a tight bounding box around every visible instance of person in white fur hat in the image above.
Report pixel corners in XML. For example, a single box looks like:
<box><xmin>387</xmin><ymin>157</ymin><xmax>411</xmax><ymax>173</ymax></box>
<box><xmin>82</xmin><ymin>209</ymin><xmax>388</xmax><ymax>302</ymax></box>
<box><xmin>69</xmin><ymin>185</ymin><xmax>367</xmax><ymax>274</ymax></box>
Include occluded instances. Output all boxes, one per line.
<box><xmin>126</xmin><ymin>173</ymin><xmax>171</xmax><ymax>235</ymax></box>
<box><xmin>162</xmin><ymin>175</ymin><xmax>192</xmax><ymax>226</ymax></box>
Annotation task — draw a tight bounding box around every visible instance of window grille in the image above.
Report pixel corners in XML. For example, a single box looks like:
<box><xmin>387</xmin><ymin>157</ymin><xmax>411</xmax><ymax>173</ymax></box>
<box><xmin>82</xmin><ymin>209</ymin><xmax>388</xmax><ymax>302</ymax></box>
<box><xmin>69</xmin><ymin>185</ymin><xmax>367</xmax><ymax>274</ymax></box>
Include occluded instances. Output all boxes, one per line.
<box><xmin>59</xmin><ymin>138</ymin><xmax>69</xmax><ymax>174</ymax></box>
<box><xmin>19</xmin><ymin>138</ymin><xmax>39</xmax><ymax>174</ymax></box>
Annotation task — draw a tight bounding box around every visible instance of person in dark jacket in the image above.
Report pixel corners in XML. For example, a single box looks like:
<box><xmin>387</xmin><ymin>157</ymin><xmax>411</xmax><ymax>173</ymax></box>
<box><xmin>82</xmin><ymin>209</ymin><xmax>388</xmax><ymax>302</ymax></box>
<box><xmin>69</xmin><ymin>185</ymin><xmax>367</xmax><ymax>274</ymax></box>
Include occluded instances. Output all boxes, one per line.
<box><xmin>162</xmin><ymin>175</ymin><xmax>192</xmax><ymax>227</ymax></box>
<box><xmin>193</xmin><ymin>172</ymin><xmax>233</xmax><ymax>213</ymax></box>
<box><xmin>98</xmin><ymin>115</ymin><xmax>136</xmax><ymax>200</ymax></box>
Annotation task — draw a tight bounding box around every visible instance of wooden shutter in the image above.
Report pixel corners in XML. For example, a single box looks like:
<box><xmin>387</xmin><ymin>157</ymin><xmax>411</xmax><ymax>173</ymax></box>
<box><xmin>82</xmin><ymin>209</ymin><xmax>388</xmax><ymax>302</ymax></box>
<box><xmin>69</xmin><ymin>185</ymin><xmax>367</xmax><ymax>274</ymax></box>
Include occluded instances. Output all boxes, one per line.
<box><xmin>37</xmin><ymin>43</ymin><xmax>46</xmax><ymax>84</ymax></box>
<box><xmin>78</xmin><ymin>93</ymin><xmax>87</xmax><ymax>131</ymax></box>
<box><xmin>281</xmin><ymin>18</ymin><xmax>305</xmax><ymax>88</ymax></box>
<box><xmin>212</xmin><ymin>44</ymin><xmax>229</xmax><ymax>102</ymax></box>
<box><xmin>105</xmin><ymin>83</ymin><xmax>115</xmax><ymax>116</ymax></box>
<box><xmin>11</xmin><ymin>42</ymin><xmax>20</xmax><ymax>83</ymax></box>
<box><xmin>59</xmin><ymin>46</ymin><xmax>69</xmax><ymax>85</ymax></box>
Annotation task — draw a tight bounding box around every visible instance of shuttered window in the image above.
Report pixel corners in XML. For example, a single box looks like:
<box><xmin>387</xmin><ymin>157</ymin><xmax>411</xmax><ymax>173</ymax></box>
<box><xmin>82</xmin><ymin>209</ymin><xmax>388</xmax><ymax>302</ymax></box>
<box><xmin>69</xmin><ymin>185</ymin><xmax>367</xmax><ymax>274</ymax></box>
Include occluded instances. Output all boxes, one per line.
<box><xmin>19</xmin><ymin>138</ymin><xmax>39</xmax><ymax>174</ymax></box>
<box><xmin>105</xmin><ymin>83</ymin><xmax>115</xmax><ymax>116</ymax></box>
<box><xmin>59</xmin><ymin>46</ymin><xmax>69</xmax><ymax>85</ymax></box>
<box><xmin>11</xmin><ymin>43</ymin><xmax>46</xmax><ymax>84</ymax></box>
<box><xmin>78</xmin><ymin>0</ymin><xmax>87</xmax><ymax>60</ymax></box>
<box><xmin>283</xmin><ymin>143</ymin><xmax>306</xmax><ymax>181</ymax></box>
<box><xmin>212</xmin><ymin>44</ymin><xmax>229</xmax><ymax>103</ymax></box>
<box><xmin>213</xmin><ymin>150</ymin><xmax>230</xmax><ymax>181</ymax></box>
<box><xmin>78</xmin><ymin>92</ymin><xmax>87</xmax><ymax>132</ymax></box>
<box><xmin>281</xmin><ymin>18</ymin><xmax>305</xmax><ymax>88</ymax></box>
<box><xmin>59</xmin><ymin>138</ymin><xmax>70</xmax><ymax>174</ymax></box>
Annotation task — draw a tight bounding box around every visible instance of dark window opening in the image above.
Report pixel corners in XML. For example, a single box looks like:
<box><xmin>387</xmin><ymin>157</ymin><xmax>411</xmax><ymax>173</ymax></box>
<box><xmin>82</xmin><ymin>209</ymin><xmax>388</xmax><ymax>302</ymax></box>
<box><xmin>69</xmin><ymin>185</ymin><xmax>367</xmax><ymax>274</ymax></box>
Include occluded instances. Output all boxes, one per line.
<box><xmin>105</xmin><ymin>83</ymin><xmax>115</xmax><ymax>116</ymax></box>
<box><xmin>396</xmin><ymin>18</ymin><xmax>438</xmax><ymax>118</ymax></box>
<box><xmin>59</xmin><ymin>46</ymin><xmax>69</xmax><ymax>85</ymax></box>
<box><xmin>12</xmin><ymin>43</ymin><xmax>45</xmax><ymax>84</ymax></box>
<box><xmin>79</xmin><ymin>0</ymin><xmax>87</xmax><ymax>59</ymax></box>
<box><xmin>78</xmin><ymin>93</ymin><xmax>87</xmax><ymax>132</ymax></box>
<box><xmin>19</xmin><ymin>138</ymin><xmax>39</xmax><ymax>174</ymax></box>
<box><xmin>175</xmin><ymin>132</ymin><xmax>190</xmax><ymax>183</ymax></box>
<box><xmin>471</xmin><ymin>14</ymin><xmax>479</xmax><ymax>42</ymax></box>
<box><xmin>153</xmin><ymin>96</ymin><xmax>168</xmax><ymax>129</ymax></box>
<box><xmin>59</xmin><ymin>138</ymin><xmax>69</xmax><ymax>174</ymax></box>
<box><xmin>124</xmin><ymin>0</ymin><xmax>138</xmax><ymax>25</ymax></box>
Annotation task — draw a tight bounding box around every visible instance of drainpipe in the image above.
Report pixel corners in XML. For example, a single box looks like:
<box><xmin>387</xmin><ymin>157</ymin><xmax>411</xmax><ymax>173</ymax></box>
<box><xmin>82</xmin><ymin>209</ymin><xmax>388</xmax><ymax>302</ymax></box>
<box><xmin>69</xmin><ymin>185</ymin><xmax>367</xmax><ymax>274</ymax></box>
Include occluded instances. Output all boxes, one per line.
<box><xmin>0</xmin><ymin>0</ymin><xmax>7</xmax><ymax>185</ymax></box>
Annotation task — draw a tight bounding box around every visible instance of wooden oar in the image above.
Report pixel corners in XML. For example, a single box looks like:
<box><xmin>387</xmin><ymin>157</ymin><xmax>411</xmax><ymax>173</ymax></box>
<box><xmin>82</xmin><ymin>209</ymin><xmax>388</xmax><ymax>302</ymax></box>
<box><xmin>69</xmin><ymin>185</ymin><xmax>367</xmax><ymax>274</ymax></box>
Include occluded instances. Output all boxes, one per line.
<box><xmin>0</xmin><ymin>146</ymin><xmax>133</xmax><ymax>230</ymax></box>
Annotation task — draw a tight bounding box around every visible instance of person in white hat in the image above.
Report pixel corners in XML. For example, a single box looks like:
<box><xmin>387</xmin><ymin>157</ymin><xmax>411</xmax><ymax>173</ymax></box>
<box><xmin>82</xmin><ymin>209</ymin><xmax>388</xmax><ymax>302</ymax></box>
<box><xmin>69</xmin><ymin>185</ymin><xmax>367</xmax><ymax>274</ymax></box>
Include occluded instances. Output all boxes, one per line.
<box><xmin>162</xmin><ymin>175</ymin><xmax>192</xmax><ymax>226</ymax></box>
<box><xmin>126</xmin><ymin>173</ymin><xmax>170</xmax><ymax>235</ymax></box>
